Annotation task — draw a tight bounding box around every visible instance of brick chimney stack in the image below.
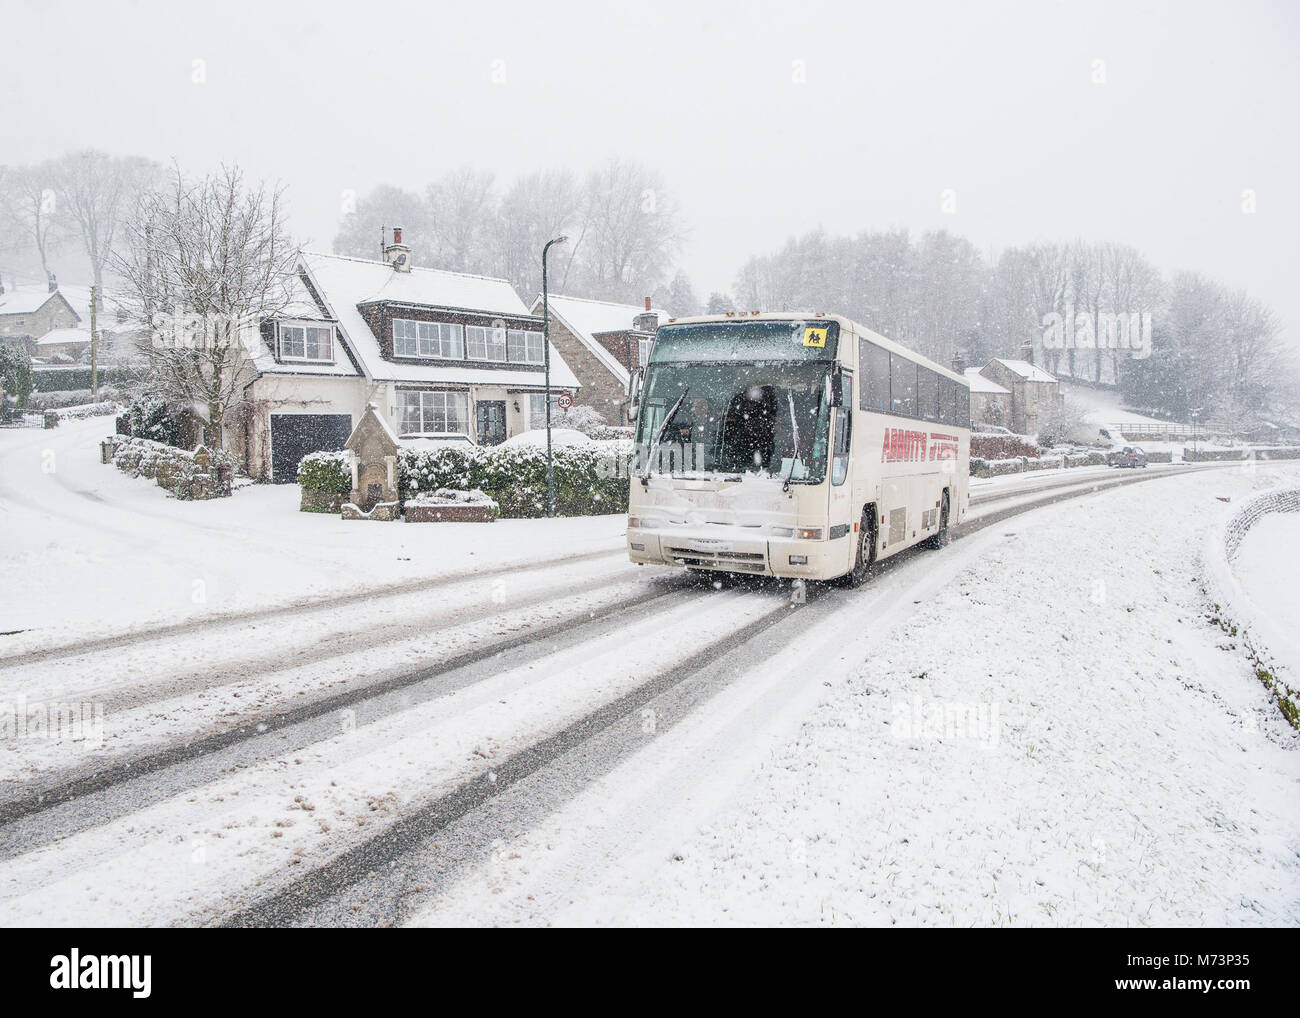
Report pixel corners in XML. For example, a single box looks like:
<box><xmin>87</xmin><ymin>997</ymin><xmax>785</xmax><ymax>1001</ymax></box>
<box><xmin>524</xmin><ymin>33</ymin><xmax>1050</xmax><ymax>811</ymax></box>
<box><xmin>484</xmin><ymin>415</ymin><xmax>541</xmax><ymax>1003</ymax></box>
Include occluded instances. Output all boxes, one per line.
<box><xmin>384</xmin><ymin>226</ymin><xmax>412</xmax><ymax>272</ymax></box>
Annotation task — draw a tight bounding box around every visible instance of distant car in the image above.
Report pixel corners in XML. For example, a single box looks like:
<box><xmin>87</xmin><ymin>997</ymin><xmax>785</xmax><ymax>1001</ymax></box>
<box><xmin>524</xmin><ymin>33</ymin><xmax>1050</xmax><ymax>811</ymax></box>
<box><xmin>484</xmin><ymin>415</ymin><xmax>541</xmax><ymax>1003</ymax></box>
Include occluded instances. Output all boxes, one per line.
<box><xmin>1107</xmin><ymin>445</ymin><xmax>1148</xmax><ymax>468</ymax></box>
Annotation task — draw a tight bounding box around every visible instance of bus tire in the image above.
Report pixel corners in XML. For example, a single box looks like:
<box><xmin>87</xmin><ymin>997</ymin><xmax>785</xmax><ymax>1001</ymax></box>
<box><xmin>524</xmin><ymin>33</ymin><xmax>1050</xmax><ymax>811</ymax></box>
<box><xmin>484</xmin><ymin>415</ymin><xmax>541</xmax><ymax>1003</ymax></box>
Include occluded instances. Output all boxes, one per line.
<box><xmin>839</xmin><ymin>509</ymin><xmax>876</xmax><ymax>588</ymax></box>
<box><xmin>926</xmin><ymin>491</ymin><xmax>950</xmax><ymax>550</ymax></box>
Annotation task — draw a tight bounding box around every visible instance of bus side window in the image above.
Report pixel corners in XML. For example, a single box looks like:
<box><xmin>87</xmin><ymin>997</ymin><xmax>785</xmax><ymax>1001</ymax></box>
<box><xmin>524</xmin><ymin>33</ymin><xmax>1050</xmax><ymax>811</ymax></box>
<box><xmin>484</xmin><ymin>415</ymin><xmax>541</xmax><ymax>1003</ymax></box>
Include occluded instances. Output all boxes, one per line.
<box><xmin>832</xmin><ymin>406</ymin><xmax>850</xmax><ymax>486</ymax></box>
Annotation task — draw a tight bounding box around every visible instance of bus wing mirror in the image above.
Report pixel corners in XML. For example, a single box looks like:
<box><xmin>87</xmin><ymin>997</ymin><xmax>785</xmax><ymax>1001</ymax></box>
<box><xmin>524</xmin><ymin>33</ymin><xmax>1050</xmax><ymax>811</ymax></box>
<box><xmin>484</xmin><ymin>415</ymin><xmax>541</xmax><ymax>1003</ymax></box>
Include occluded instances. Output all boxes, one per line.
<box><xmin>829</xmin><ymin>371</ymin><xmax>847</xmax><ymax>408</ymax></box>
<box><xmin>626</xmin><ymin>368</ymin><xmax>643</xmax><ymax>421</ymax></box>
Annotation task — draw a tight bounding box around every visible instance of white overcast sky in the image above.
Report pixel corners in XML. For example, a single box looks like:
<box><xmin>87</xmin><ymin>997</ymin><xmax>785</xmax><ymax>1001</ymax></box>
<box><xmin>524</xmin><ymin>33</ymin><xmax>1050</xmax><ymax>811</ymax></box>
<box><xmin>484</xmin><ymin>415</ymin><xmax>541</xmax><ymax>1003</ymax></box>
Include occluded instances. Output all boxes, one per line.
<box><xmin>3</xmin><ymin>0</ymin><xmax>1296</xmax><ymax>345</ymax></box>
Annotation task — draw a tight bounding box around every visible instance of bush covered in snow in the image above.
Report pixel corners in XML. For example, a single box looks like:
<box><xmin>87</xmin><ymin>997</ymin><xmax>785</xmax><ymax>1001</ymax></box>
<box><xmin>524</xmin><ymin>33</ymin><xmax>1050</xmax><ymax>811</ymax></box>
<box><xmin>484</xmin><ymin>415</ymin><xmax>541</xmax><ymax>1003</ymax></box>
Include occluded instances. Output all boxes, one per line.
<box><xmin>128</xmin><ymin>392</ymin><xmax>188</xmax><ymax>448</ymax></box>
<box><xmin>297</xmin><ymin>450</ymin><xmax>351</xmax><ymax>513</ymax></box>
<box><xmin>110</xmin><ymin>436</ymin><xmax>233</xmax><ymax>500</ymax></box>
<box><xmin>399</xmin><ymin>439</ymin><xmax>633</xmax><ymax>518</ymax></box>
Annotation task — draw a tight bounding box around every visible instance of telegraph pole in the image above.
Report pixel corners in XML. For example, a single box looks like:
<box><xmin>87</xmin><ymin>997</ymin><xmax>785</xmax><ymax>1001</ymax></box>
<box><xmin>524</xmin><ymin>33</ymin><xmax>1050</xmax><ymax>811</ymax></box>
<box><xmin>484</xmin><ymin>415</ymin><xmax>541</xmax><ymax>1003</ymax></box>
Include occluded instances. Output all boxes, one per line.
<box><xmin>89</xmin><ymin>284</ymin><xmax>99</xmax><ymax>403</ymax></box>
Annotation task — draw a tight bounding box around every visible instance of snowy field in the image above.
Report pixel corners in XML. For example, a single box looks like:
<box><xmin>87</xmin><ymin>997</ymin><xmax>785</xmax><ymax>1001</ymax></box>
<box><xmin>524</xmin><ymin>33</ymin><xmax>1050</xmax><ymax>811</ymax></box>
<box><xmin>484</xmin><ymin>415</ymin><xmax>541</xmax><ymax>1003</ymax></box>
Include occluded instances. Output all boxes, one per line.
<box><xmin>0</xmin><ymin>418</ymin><xmax>1296</xmax><ymax>927</ymax></box>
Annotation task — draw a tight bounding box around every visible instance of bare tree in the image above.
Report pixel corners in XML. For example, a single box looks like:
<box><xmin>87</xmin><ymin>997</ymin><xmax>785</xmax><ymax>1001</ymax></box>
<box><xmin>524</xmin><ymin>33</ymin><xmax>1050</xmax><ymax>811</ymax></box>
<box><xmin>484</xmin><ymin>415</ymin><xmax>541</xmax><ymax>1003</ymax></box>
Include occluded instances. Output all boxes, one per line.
<box><xmin>491</xmin><ymin>169</ymin><xmax>581</xmax><ymax>298</ymax></box>
<box><xmin>114</xmin><ymin>164</ymin><xmax>300</xmax><ymax>451</ymax></box>
<box><xmin>568</xmin><ymin>160</ymin><xmax>686</xmax><ymax>302</ymax></box>
<box><xmin>0</xmin><ymin>160</ymin><xmax>66</xmax><ymax>282</ymax></box>
<box><xmin>53</xmin><ymin>150</ymin><xmax>158</xmax><ymax>307</ymax></box>
<box><xmin>333</xmin><ymin>184</ymin><xmax>431</xmax><ymax>260</ymax></box>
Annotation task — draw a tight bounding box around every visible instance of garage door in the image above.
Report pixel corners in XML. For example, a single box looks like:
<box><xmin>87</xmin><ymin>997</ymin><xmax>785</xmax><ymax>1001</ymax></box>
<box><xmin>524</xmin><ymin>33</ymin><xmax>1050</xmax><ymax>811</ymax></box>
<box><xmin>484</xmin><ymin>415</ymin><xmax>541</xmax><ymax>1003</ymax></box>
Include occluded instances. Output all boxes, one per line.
<box><xmin>270</xmin><ymin>413</ymin><xmax>354</xmax><ymax>484</ymax></box>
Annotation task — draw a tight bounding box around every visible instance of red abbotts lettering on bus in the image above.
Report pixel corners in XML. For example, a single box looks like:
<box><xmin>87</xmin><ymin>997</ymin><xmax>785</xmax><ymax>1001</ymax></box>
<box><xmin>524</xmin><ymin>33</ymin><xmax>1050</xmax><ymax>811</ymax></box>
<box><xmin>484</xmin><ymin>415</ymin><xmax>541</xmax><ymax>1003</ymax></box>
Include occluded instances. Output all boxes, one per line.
<box><xmin>881</xmin><ymin>428</ymin><xmax>928</xmax><ymax>463</ymax></box>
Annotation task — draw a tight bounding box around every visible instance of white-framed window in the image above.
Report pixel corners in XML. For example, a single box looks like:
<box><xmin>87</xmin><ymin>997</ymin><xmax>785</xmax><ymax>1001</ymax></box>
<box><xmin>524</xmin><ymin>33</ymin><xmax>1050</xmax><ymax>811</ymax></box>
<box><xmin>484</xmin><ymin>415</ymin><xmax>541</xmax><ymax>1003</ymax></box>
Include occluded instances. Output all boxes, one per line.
<box><xmin>638</xmin><ymin>338</ymin><xmax>652</xmax><ymax>366</ymax></box>
<box><xmin>279</xmin><ymin>322</ymin><xmax>335</xmax><ymax>362</ymax></box>
<box><xmin>526</xmin><ymin>392</ymin><xmax>564</xmax><ymax>429</ymax></box>
<box><xmin>466</xmin><ymin>325</ymin><xmax>507</xmax><ymax>362</ymax></box>
<box><xmin>393</xmin><ymin>319</ymin><xmax>463</xmax><ymax>359</ymax></box>
<box><xmin>507</xmin><ymin>329</ymin><xmax>544</xmax><ymax>364</ymax></box>
<box><xmin>398</xmin><ymin>390</ymin><xmax>469</xmax><ymax>434</ymax></box>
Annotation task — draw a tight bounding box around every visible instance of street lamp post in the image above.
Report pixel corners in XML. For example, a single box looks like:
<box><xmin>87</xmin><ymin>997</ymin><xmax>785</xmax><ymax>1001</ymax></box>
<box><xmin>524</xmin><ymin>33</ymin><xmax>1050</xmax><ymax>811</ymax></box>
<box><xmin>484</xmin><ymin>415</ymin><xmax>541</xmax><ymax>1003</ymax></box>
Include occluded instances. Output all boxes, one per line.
<box><xmin>541</xmin><ymin>235</ymin><xmax>568</xmax><ymax>518</ymax></box>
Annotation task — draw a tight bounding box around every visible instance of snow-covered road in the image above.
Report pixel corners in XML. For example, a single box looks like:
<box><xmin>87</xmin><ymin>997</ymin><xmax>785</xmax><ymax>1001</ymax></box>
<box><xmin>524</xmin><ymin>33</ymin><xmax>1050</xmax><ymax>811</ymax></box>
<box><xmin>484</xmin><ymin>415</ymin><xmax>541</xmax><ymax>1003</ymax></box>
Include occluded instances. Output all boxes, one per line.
<box><xmin>0</xmin><ymin>418</ymin><xmax>1295</xmax><ymax>927</ymax></box>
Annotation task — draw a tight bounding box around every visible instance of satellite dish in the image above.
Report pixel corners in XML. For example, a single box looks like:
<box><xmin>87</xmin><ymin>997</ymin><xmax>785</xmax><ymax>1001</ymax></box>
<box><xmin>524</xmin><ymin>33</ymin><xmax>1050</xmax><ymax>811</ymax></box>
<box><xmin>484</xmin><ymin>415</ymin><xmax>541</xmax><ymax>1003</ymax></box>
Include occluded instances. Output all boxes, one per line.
<box><xmin>394</xmin><ymin>253</ymin><xmax>408</xmax><ymax>267</ymax></box>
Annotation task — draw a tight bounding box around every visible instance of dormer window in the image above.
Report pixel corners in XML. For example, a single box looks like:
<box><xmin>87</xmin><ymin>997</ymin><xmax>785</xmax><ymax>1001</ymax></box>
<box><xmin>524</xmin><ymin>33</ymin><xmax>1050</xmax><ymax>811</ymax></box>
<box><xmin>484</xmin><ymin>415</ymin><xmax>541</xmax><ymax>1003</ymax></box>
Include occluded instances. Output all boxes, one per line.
<box><xmin>466</xmin><ymin>325</ymin><xmax>507</xmax><ymax>362</ymax></box>
<box><xmin>279</xmin><ymin>321</ymin><xmax>335</xmax><ymax>362</ymax></box>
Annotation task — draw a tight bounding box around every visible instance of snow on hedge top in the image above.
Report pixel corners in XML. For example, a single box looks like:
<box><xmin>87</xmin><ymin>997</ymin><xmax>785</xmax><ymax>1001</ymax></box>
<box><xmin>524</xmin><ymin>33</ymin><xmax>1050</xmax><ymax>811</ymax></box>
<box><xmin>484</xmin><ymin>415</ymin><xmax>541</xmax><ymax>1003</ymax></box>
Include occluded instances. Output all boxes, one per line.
<box><xmin>301</xmin><ymin>252</ymin><xmax>580</xmax><ymax>388</ymax></box>
<box><xmin>501</xmin><ymin>427</ymin><xmax>592</xmax><ymax>449</ymax></box>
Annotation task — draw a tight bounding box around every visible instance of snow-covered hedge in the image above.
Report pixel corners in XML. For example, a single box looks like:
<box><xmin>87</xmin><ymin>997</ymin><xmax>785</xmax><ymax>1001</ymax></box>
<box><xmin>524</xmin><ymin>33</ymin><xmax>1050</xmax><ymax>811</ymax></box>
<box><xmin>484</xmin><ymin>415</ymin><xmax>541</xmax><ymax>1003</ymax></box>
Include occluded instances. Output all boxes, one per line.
<box><xmin>971</xmin><ymin>433</ymin><xmax>1040</xmax><ymax>461</ymax></box>
<box><xmin>55</xmin><ymin>400</ymin><xmax>119</xmax><ymax>420</ymax></box>
<box><xmin>970</xmin><ymin>451</ymin><xmax>1107</xmax><ymax>477</ymax></box>
<box><xmin>1183</xmin><ymin>447</ymin><xmax>1300</xmax><ymax>462</ymax></box>
<box><xmin>399</xmin><ymin>439</ymin><xmax>633</xmax><ymax>518</ymax></box>
<box><xmin>110</xmin><ymin>436</ymin><xmax>234</xmax><ymax>500</ymax></box>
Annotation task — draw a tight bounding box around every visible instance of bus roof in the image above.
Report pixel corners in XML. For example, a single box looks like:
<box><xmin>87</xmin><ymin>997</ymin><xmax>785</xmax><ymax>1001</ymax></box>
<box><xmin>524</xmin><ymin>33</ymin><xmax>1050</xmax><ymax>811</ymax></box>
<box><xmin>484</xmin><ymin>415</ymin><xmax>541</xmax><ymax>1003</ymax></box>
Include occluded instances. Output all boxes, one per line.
<box><xmin>660</xmin><ymin>311</ymin><xmax>969</xmax><ymax>386</ymax></box>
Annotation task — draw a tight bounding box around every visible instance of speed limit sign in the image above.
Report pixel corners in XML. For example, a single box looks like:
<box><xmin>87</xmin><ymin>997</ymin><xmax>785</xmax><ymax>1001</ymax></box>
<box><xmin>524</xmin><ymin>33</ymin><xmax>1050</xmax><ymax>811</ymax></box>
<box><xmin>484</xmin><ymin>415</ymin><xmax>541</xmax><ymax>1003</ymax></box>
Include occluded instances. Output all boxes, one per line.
<box><xmin>557</xmin><ymin>393</ymin><xmax>573</xmax><ymax>410</ymax></box>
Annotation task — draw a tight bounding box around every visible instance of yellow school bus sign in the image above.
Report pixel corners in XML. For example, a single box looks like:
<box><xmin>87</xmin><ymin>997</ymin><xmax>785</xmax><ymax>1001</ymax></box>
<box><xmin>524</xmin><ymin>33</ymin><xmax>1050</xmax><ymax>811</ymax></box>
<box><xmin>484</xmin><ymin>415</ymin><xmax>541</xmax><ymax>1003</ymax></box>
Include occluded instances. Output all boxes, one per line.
<box><xmin>803</xmin><ymin>326</ymin><xmax>828</xmax><ymax>348</ymax></box>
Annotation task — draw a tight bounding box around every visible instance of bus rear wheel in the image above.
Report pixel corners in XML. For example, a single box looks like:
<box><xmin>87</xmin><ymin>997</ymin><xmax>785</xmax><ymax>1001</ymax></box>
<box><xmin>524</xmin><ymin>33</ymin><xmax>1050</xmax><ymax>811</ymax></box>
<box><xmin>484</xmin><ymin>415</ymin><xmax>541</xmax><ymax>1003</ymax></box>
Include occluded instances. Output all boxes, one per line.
<box><xmin>840</xmin><ymin>510</ymin><xmax>876</xmax><ymax>588</ymax></box>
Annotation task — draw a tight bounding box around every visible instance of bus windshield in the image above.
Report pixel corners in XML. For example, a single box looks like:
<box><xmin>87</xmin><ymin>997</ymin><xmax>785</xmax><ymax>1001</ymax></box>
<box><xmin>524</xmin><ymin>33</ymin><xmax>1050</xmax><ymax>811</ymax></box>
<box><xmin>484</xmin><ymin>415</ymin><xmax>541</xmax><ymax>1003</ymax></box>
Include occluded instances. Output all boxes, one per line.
<box><xmin>635</xmin><ymin>359</ymin><xmax>831</xmax><ymax>483</ymax></box>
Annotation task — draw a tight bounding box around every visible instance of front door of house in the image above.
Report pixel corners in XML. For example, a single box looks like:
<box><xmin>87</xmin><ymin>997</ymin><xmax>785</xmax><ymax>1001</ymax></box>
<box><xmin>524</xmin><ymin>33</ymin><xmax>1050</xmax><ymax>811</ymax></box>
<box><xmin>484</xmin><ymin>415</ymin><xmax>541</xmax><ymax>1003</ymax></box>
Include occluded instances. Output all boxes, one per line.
<box><xmin>476</xmin><ymin>401</ymin><xmax>507</xmax><ymax>446</ymax></box>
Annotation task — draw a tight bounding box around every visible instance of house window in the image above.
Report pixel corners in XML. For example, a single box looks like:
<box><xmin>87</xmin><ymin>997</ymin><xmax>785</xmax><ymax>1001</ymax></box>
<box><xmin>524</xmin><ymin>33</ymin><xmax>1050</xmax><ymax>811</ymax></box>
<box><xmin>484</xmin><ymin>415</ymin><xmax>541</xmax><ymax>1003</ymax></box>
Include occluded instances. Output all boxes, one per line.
<box><xmin>393</xmin><ymin>319</ymin><xmax>463</xmax><ymax>359</ymax></box>
<box><xmin>466</xmin><ymin>325</ymin><xmax>507</xmax><ymax>362</ymax></box>
<box><xmin>507</xmin><ymin>329</ymin><xmax>544</xmax><ymax>364</ymax></box>
<box><xmin>526</xmin><ymin>392</ymin><xmax>563</xmax><ymax>429</ymax></box>
<box><xmin>280</xmin><ymin>322</ymin><xmax>334</xmax><ymax>361</ymax></box>
<box><xmin>638</xmin><ymin>338</ymin><xmax>652</xmax><ymax>367</ymax></box>
<box><xmin>398</xmin><ymin>390</ymin><xmax>469</xmax><ymax>435</ymax></box>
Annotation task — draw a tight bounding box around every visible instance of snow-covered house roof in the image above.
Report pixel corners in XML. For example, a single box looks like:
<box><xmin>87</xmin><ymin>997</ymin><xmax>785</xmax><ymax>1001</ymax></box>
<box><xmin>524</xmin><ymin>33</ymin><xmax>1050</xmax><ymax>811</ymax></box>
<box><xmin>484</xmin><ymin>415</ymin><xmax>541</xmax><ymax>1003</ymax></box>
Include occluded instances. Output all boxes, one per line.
<box><xmin>533</xmin><ymin>294</ymin><xmax>671</xmax><ymax>388</ymax></box>
<box><xmin>990</xmin><ymin>358</ymin><xmax>1057</xmax><ymax>384</ymax></box>
<box><xmin>301</xmin><ymin>252</ymin><xmax>579</xmax><ymax>389</ymax></box>
<box><xmin>965</xmin><ymin>367</ymin><xmax>1010</xmax><ymax>394</ymax></box>
<box><xmin>0</xmin><ymin>286</ymin><xmax>80</xmax><ymax>320</ymax></box>
<box><xmin>249</xmin><ymin>268</ymin><xmax>361</xmax><ymax>378</ymax></box>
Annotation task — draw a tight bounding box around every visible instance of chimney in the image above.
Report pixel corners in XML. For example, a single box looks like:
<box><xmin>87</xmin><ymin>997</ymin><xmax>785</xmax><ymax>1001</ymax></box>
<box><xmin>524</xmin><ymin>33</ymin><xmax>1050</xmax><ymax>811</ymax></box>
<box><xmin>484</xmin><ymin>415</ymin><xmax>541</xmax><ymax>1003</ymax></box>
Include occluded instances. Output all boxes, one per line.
<box><xmin>1019</xmin><ymin>339</ymin><xmax>1034</xmax><ymax>365</ymax></box>
<box><xmin>47</xmin><ymin>272</ymin><xmax>58</xmax><ymax>293</ymax></box>
<box><xmin>952</xmin><ymin>351</ymin><xmax>967</xmax><ymax>375</ymax></box>
<box><xmin>633</xmin><ymin>298</ymin><xmax>658</xmax><ymax>334</ymax></box>
<box><xmin>0</xmin><ymin>274</ymin><xmax>5</xmax><ymax>297</ymax></box>
<box><xmin>384</xmin><ymin>226</ymin><xmax>412</xmax><ymax>272</ymax></box>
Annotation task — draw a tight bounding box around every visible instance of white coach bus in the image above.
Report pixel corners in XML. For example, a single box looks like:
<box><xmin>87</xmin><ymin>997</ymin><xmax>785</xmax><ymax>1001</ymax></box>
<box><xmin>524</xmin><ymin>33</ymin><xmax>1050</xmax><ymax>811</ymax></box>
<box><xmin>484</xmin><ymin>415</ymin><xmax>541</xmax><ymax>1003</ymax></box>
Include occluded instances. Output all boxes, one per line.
<box><xmin>625</xmin><ymin>312</ymin><xmax>970</xmax><ymax>587</ymax></box>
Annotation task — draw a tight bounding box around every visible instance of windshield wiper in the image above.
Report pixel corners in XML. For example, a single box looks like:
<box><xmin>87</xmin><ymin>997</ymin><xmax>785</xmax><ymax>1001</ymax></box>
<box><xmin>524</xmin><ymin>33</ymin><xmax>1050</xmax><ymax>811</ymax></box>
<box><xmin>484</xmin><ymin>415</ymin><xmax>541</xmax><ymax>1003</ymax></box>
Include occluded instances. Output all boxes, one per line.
<box><xmin>641</xmin><ymin>388</ymin><xmax>689</xmax><ymax>483</ymax></box>
<box><xmin>783</xmin><ymin>390</ymin><xmax>800</xmax><ymax>492</ymax></box>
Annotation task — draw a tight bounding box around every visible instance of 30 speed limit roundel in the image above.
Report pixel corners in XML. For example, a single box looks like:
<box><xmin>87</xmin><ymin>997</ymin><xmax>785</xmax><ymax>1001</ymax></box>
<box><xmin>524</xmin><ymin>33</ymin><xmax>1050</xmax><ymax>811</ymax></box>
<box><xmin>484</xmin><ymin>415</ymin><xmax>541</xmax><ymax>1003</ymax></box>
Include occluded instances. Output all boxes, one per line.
<box><xmin>557</xmin><ymin>394</ymin><xmax>573</xmax><ymax>410</ymax></box>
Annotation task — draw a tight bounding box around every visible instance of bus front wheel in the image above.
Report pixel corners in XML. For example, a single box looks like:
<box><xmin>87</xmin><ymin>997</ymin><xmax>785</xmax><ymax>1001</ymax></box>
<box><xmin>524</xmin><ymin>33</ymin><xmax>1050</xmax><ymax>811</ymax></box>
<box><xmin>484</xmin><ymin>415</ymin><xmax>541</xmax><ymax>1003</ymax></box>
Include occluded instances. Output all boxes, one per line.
<box><xmin>840</xmin><ymin>510</ymin><xmax>876</xmax><ymax>588</ymax></box>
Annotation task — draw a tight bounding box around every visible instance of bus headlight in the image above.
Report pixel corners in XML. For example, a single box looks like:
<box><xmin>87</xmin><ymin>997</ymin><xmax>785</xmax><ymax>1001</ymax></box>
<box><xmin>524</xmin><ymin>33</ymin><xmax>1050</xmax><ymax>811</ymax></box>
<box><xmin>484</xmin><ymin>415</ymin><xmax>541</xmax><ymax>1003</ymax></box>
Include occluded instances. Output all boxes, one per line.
<box><xmin>788</xmin><ymin>555</ymin><xmax>808</xmax><ymax>565</ymax></box>
<box><xmin>771</xmin><ymin>527</ymin><xmax>794</xmax><ymax>537</ymax></box>
<box><xmin>795</xmin><ymin>527</ymin><xmax>823</xmax><ymax>540</ymax></box>
<box><xmin>630</xmin><ymin>542</ymin><xmax>646</xmax><ymax>552</ymax></box>
<box><xmin>627</xmin><ymin>516</ymin><xmax>645</xmax><ymax>529</ymax></box>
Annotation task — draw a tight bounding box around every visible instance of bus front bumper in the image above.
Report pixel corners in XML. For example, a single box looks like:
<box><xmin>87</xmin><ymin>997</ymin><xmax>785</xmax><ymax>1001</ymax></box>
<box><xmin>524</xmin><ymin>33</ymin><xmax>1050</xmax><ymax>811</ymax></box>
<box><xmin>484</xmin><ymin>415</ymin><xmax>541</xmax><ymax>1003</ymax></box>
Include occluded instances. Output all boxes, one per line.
<box><xmin>627</xmin><ymin>528</ymin><xmax>844</xmax><ymax>579</ymax></box>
